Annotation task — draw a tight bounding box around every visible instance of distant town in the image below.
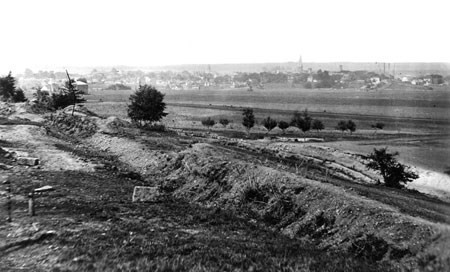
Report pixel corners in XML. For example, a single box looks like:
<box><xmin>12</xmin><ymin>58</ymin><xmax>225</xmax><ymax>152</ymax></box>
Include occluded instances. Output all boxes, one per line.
<box><xmin>11</xmin><ymin>61</ymin><xmax>450</xmax><ymax>96</ymax></box>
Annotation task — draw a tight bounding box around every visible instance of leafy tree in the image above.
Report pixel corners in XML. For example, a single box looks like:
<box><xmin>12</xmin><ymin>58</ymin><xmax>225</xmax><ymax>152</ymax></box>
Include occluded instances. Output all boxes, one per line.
<box><xmin>201</xmin><ymin>117</ymin><xmax>216</xmax><ymax>131</ymax></box>
<box><xmin>219</xmin><ymin>118</ymin><xmax>230</xmax><ymax>127</ymax></box>
<box><xmin>371</xmin><ymin>122</ymin><xmax>385</xmax><ymax>135</ymax></box>
<box><xmin>262</xmin><ymin>116</ymin><xmax>278</xmax><ymax>134</ymax></box>
<box><xmin>315</xmin><ymin>70</ymin><xmax>334</xmax><ymax>88</ymax></box>
<box><xmin>0</xmin><ymin>72</ymin><xmax>17</xmax><ymax>101</ymax></box>
<box><xmin>290</xmin><ymin>109</ymin><xmax>312</xmax><ymax>134</ymax></box>
<box><xmin>312</xmin><ymin>119</ymin><xmax>324</xmax><ymax>133</ymax></box>
<box><xmin>336</xmin><ymin>120</ymin><xmax>347</xmax><ymax>135</ymax></box>
<box><xmin>365</xmin><ymin>148</ymin><xmax>419</xmax><ymax>188</ymax></box>
<box><xmin>347</xmin><ymin>120</ymin><xmax>356</xmax><ymax>135</ymax></box>
<box><xmin>127</xmin><ymin>85</ymin><xmax>168</xmax><ymax>127</ymax></box>
<box><xmin>242</xmin><ymin>108</ymin><xmax>255</xmax><ymax>135</ymax></box>
<box><xmin>278</xmin><ymin>120</ymin><xmax>290</xmax><ymax>134</ymax></box>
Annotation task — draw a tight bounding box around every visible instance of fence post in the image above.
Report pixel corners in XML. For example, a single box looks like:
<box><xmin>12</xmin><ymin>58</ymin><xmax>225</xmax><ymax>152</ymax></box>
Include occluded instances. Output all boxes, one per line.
<box><xmin>28</xmin><ymin>192</ymin><xmax>35</xmax><ymax>216</ymax></box>
<box><xmin>3</xmin><ymin>180</ymin><xmax>12</xmax><ymax>222</ymax></box>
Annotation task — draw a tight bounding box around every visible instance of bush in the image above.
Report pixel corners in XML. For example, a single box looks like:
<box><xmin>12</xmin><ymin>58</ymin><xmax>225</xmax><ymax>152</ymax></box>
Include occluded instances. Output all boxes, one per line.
<box><xmin>278</xmin><ymin>120</ymin><xmax>290</xmax><ymax>134</ymax></box>
<box><xmin>347</xmin><ymin>120</ymin><xmax>356</xmax><ymax>135</ymax></box>
<box><xmin>143</xmin><ymin>123</ymin><xmax>166</xmax><ymax>132</ymax></box>
<box><xmin>219</xmin><ymin>118</ymin><xmax>230</xmax><ymax>127</ymax></box>
<box><xmin>291</xmin><ymin>109</ymin><xmax>311</xmax><ymax>134</ymax></box>
<box><xmin>12</xmin><ymin>88</ymin><xmax>27</xmax><ymax>102</ymax></box>
<box><xmin>128</xmin><ymin>85</ymin><xmax>168</xmax><ymax>127</ymax></box>
<box><xmin>336</xmin><ymin>120</ymin><xmax>348</xmax><ymax>134</ymax></box>
<box><xmin>371</xmin><ymin>122</ymin><xmax>385</xmax><ymax>135</ymax></box>
<box><xmin>51</xmin><ymin>78</ymin><xmax>86</xmax><ymax>110</ymax></box>
<box><xmin>242</xmin><ymin>108</ymin><xmax>255</xmax><ymax>135</ymax></box>
<box><xmin>262</xmin><ymin>116</ymin><xmax>277</xmax><ymax>133</ymax></box>
<box><xmin>51</xmin><ymin>91</ymin><xmax>75</xmax><ymax>109</ymax></box>
<box><xmin>201</xmin><ymin>117</ymin><xmax>216</xmax><ymax>130</ymax></box>
<box><xmin>312</xmin><ymin>119</ymin><xmax>324</xmax><ymax>132</ymax></box>
<box><xmin>365</xmin><ymin>148</ymin><xmax>419</xmax><ymax>188</ymax></box>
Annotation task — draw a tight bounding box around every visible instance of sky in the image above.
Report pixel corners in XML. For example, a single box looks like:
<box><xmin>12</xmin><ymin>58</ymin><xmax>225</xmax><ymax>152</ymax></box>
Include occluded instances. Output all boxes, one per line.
<box><xmin>0</xmin><ymin>0</ymin><xmax>449</xmax><ymax>74</ymax></box>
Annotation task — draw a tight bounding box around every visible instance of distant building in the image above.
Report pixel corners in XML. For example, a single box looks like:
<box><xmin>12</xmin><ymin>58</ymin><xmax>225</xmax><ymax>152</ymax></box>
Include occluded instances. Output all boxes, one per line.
<box><xmin>430</xmin><ymin>74</ymin><xmax>444</xmax><ymax>85</ymax></box>
<box><xmin>401</xmin><ymin>76</ymin><xmax>411</xmax><ymax>83</ymax></box>
<box><xmin>75</xmin><ymin>81</ymin><xmax>89</xmax><ymax>94</ymax></box>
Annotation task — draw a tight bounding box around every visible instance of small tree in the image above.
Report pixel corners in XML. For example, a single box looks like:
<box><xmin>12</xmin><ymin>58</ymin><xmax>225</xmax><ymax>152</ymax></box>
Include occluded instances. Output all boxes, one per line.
<box><xmin>201</xmin><ymin>117</ymin><xmax>216</xmax><ymax>131</ymax></box>
<box><xmin>290</xmin><ymin>109</ymin><xmax>312</xmax><ymax>135</ymax></box>
<box><xmin>65</xmin><ymin>70</ymin><xmax>86</xmax><ymax>116</ymax></box>
<box><xmin>347</xmin><ymin>120</ymin><xmax>356</xmax><ymax>135</ymax></box>
<box><xmin>262</xmin><ymin>116</ymin><xmax>277</xmax><ymax>134</ymax></box>
<box><xmin>0</xmin><ymin>72</ymin><xmax>16</xmax><ymax>101</ymax></box>
<box><xmin>219</xmin><ymin>118</ymin><xmax>230</xmax><ymax>127</ymax></box>
<box><xmin>366</xmin><ymin>148</ymin><xmax>418</xmax><ymax>188</ymax></box>
<box><xmin>12</xmin><ymin>88</ymin><xmax>27</xmax><ymax>102</ymax></box>
<box><xmin>312</xmin><ymin>119</ymin><xmax>324</xmax><ymax>133</ymax></box>
<box><xmin>128</xmin><ymin>85</ymin><xmax>168</xmax><ymax>127</ymax></box>
<box><xmin>242</xmin><ymin>108</ymin><xmax>255</xmax><ymax>135</ymax></box>
<box><xmin>371</xmin><ymin>122</ymin><xmax>385</xmax><ymax>135</ymax></box>
<box><xmin>0</xmin><ymin>72</ymin><xmax>27</xmax><ymax>102</ymax></box>
<box><xmin>336</xmin><ymin>120</ymin><xmax>347</xmax><ymax>135</ymax></box>
<box><xmin>278</xmin><ymin>120</ymin><xmax>290</xmax><ymax>134</ymax></box>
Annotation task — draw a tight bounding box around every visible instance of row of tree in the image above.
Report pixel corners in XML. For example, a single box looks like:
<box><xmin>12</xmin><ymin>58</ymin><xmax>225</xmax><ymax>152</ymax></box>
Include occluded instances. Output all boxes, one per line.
<box><xmin>200</xmin><ymin>108</ymin><xmax>361</xmax><ymax>136</ymax></box>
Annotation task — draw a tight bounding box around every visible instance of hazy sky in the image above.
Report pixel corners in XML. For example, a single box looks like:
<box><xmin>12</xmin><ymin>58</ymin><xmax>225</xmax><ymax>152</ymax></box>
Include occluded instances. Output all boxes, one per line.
<box><xmin>1</xmin><ymin>0</ymin><xmax>449</xmax><ymax>74</ymax></box>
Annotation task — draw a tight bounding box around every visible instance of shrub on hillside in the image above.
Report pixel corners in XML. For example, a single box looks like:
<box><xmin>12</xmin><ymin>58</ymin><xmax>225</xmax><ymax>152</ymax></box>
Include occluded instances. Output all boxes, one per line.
<box><xmin>365</xmin><ymin>148</ymin><xmax>419</xmax><ymax>188</ymax></box>
<box><xmin>278</xmin><ymin>120</ymin><xmax>290</xmax><ymax>134</ymax></box>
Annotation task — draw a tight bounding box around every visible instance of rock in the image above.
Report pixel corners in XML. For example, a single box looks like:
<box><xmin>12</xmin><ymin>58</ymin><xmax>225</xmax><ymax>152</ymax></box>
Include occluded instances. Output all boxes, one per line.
<box><xmin>94</xmin><ymin>163</ymin><xmax>105</xmax><ymax>170</ymax></box>
<box><xmin>0</xmin><ymin>163</ymin><xmax>13</xmax><ymax>170</ymax></box>
<box><xmin>34</xmin><ymin>185</ymin><xmax>55</xmax><ymax>193</ymax></box>
<box><xmin>17</xmin><ymin>157</ymin><xmax>39</xmax><ymax>166</ymax></box>
<box><xmin>132</xmin><ymin>186</ymin><xmax>161</xmax><ymax>202</ymax></box>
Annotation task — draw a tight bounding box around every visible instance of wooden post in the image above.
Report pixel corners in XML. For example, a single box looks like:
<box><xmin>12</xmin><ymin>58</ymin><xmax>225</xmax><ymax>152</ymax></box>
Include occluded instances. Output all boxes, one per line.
<box><xmin>5</xmin><ymin>181</ymin><xmax>12</xmax><ymax>222</ymax></box>
<box><xmin>28</xmin><ymin>192</ymin><xmax>35</xmax><ymax>216</ymax></box>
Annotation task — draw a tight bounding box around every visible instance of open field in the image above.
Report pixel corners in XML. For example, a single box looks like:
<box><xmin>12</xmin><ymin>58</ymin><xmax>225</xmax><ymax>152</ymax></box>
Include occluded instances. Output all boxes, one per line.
<box><xmin>86</xmin><ymin>84</ymin><xmax>450</xmax><ymax>120</ymax></box>
<box><xmin>83</xmin><ymin>85</ymin><xmax>450</xmax><ymax>177</ymax></box>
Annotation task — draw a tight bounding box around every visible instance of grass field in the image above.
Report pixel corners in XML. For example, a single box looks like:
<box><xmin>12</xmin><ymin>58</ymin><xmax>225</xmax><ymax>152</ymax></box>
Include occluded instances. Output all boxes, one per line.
<box><xmin>83</xmin><ymin>85</ymin><xmax>450</xmax><ymax>176</ymax></box>
<box><xmin>86</xmin><ymin>84</ymin><xmax>450</xmax><ymax>120</ymax></box>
